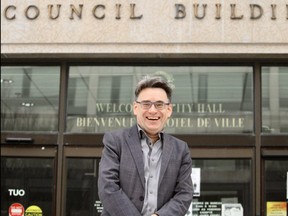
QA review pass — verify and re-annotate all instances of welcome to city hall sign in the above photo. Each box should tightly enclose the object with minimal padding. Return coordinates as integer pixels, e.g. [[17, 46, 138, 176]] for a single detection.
[[72, 102, 251, 134]]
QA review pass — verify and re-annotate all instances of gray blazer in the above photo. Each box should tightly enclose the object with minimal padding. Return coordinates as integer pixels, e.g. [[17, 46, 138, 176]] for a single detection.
[[98, 124, 193, 216]]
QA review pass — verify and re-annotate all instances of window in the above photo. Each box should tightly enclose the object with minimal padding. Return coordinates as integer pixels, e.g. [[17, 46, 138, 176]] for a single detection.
[[190, 159, 252, 216], [1, 66, 60, 132], [262, 66, 288, 133], [1, 148, 56, 215], [264, 159, 288, 216], [67, 66, 253, 134], [65, 158, 102, 216]]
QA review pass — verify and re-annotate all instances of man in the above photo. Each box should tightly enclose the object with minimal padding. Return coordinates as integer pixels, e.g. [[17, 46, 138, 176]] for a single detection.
[[98, 75, 193, 216]]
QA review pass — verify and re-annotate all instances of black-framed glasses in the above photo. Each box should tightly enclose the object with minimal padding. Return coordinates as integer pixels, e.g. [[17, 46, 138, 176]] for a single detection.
[[135, 100, 170, 110]]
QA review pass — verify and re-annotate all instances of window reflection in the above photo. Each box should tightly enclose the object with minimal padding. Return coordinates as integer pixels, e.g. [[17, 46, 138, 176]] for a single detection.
[[1, 66, 60, 132], [262, 67, 288, 133], [64, 158, 252, 216], [264, 159, 288, 215], [190, 159, 252, 216], [67, 66, 253, 134], [65, 158, 102, 216]]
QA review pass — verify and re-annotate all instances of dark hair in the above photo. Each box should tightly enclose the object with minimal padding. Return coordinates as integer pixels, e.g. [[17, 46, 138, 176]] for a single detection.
[[134, 75, 172, 102]]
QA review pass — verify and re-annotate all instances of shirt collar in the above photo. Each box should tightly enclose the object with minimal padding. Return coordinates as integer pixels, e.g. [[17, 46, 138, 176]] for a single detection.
[[137, 124, 164, 140]]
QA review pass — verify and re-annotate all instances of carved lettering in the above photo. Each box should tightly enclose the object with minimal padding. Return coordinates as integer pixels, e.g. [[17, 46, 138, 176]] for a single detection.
[[70, 4, 83, 20], [4, 5, 16, 20], [48, 4, 61, 20], [215, 4, 221, 19], [93, 5, 105, 19], [250, 4, 263, 20], [116, 4, 121, 20], [271, 4, 277, 20], [230, 4, 244, 20], [193, 4, 207, 19], [25, 5, 40, 20], [130, 4, 143, 19], [2, 3, 287, 21], [175, 4, 186, 19]]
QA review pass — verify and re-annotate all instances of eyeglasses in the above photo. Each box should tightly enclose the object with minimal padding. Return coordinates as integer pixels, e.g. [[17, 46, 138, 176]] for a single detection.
[[135, 100, 170, 110]]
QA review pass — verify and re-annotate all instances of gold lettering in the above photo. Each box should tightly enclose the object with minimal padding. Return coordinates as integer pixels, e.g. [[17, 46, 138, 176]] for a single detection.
[[250, 4, 263, 20], [197, 103, 225, 113], [173, 104, 193, 113], [238, 118, 244, 128], [116, 4, 121, 20], [4, 5, 16, 20], [108, 117, 114, 127], [48, 4, 61, 20], [271, 4, 276, 20], [167, 118, 193, 127], [230, 4, 244, 20], [130, 4, 143, 19], [95, 103, 105, 113], [193, 4, 207, 19], [215, 4, 221, 19], [25, 5, 40, 20], [77, 117, 93, 127], [175, 4, 186, 19], [70, 4, 83, 20], [93, 5, 105, 19], [87, 118, 92, 127], [95, 103, 133, 113], [79, 117, 135, 128], [77, 117, 83, 127], [214, 118, 245, 128], [197, 118, 211, 128]]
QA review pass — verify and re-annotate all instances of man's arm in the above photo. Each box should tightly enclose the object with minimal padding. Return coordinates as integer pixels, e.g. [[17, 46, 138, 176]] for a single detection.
[[156, 143, 193, 216], [98, 132, 141, 216]]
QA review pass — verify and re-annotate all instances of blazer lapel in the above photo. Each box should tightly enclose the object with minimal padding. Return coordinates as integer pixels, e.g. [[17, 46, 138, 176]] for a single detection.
[[158, 133, 173, 186], [126, 125, 145, 188]]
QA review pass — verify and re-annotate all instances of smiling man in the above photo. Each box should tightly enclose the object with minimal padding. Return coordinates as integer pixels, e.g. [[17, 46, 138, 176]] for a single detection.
[[98, 75, 193, 216]]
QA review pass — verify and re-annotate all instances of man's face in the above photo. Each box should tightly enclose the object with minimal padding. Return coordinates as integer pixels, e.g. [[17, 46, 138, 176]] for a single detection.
[[133, 88, 172, 136]]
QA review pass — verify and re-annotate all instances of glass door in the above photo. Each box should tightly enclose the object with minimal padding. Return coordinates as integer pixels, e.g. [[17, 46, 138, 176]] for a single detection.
[[63, 146, 103, 216], [189, 148, 254, 216], [1, 146, 57, 216]]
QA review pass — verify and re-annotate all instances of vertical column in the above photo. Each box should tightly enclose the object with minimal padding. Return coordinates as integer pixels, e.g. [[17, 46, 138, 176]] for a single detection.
[[56, 62, 69, 216], [254, 63, 261, 216]]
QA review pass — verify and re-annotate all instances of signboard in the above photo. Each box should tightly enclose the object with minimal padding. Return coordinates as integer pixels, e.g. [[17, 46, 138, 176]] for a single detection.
[[69, 102, 253, 134], [222, 203, 243, 216], [9, 203, 24, 216], [94, 200, 103, 214], [25, 205, 42, 216], [191, 202, 222, 216], [191, 168, 201, 197], [2, 0, 288, 47], [267, 202, 287, 216]]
